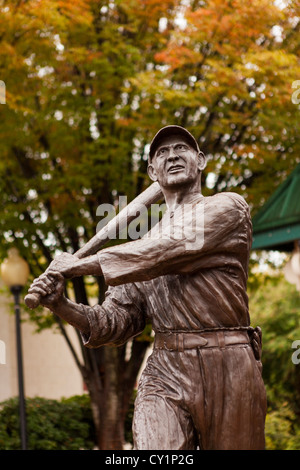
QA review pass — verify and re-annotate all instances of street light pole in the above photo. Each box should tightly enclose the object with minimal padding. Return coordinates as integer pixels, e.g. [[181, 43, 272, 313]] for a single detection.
[[0, 248, 30, 450], [11, 285, 27, 450]]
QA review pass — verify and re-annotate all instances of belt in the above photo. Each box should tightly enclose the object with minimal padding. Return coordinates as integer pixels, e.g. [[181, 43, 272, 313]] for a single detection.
[[154, 329, 250, 352]]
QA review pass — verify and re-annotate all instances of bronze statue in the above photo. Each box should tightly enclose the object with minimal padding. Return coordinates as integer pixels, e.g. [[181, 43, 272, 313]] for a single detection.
[[27, 125, 267, 450]]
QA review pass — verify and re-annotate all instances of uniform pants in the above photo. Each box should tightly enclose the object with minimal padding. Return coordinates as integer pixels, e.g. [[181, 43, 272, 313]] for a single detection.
[[133, 344, 267, 450]]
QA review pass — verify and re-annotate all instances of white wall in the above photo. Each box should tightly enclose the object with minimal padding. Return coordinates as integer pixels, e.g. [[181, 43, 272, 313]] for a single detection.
[[0, 285, 84, 402]]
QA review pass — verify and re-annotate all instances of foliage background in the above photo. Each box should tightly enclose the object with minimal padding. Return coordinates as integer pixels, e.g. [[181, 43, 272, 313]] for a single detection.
[[0, 395, 96, 450], [248, 272, 300, 450]]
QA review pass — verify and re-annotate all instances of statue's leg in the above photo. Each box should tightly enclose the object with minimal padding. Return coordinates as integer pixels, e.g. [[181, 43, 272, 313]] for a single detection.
[[193, 345, 267, 450], [132, 393, 197, 450], [132, 350, 198, 450]]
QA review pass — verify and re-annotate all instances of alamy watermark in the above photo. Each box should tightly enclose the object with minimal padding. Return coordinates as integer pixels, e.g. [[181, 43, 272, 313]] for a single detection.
[[0, 340, 6, 365], [0, 80, 5, 104], [292, 80, 300, 104], [96, 198, 205, 249], [292, 340, 300, 365]]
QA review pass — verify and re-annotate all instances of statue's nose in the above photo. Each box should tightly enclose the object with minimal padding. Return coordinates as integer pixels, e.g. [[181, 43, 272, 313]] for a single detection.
[[167, 147, 179, 161]]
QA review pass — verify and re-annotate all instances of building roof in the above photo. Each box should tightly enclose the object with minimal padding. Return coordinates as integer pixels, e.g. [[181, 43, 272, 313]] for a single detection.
[[252, 163, 300, 252]]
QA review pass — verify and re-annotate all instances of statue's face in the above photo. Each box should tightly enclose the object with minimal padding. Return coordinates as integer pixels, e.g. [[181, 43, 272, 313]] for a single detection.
[[148, 135, 204, 189]]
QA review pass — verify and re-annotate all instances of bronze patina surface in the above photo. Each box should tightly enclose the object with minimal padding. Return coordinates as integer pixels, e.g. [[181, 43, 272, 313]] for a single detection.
[[28, 125, 267, 450]]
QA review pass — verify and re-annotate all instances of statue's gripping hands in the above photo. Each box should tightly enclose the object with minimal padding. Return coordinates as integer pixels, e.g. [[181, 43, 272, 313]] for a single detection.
[[27, 126, 267, 450]]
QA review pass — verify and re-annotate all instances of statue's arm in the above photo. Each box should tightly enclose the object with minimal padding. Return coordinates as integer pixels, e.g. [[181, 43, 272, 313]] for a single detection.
[[27, 271, 90, 335], [95, 194, 251, 286], [42, 252, 103, 279], [51, 297, 90, 335], [36, 194, 250, 287], [27, 271, 146, 347]]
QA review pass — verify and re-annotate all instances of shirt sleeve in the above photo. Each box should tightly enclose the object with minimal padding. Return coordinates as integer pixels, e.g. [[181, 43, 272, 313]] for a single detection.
[[80, 283, 146, 348], [98, 192, 252, 286]]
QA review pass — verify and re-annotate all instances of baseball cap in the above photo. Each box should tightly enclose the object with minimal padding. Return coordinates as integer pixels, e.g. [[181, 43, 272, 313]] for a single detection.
[[149, 125, 200, 160]]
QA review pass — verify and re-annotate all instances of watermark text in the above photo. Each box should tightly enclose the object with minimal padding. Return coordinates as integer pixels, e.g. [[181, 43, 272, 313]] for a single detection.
[[0, 340, 6, 364], [96, 198, 205, 248], [292, 80, 300, 104], [0, 80, 5, 104], [292, 340, 300, 365]]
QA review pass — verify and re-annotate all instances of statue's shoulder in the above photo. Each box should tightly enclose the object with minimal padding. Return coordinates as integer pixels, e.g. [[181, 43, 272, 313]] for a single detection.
[[208, 191, 246, 202], [207, 191, 249, 210]]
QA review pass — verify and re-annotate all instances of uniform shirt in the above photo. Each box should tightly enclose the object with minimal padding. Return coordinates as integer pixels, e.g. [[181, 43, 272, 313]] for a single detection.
[[80, 191, 252, 348]]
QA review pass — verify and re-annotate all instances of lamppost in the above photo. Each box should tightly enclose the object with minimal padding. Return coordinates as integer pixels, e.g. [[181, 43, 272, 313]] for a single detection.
[[1, 248, 30, 450]]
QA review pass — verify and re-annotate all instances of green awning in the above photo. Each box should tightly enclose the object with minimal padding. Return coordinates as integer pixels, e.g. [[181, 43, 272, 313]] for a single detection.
[[252, 163, 300, 252]]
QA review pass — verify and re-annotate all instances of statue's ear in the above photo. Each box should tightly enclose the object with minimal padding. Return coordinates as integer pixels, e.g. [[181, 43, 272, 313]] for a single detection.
[[147, 163, 158, 182], [198, 151, 207, 172]]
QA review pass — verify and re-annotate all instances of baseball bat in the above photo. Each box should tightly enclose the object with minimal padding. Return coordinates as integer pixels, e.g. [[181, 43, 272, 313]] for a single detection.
[[24, 182, 163, 309]]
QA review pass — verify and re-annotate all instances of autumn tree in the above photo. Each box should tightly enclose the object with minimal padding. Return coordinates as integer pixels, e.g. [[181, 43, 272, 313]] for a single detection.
[[129, 0, 300, 211], [0, 0, 299, 449]]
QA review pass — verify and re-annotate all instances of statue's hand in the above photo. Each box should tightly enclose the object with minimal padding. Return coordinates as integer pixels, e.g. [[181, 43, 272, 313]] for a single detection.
[[28, 271, 65, 309], [47, 253, 79, 279]]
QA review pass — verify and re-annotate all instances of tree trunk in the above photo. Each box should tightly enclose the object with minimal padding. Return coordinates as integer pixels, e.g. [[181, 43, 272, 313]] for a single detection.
[[99, 346, 124, 449]]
